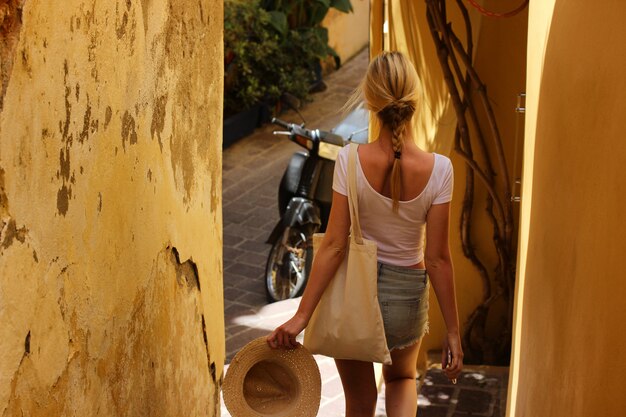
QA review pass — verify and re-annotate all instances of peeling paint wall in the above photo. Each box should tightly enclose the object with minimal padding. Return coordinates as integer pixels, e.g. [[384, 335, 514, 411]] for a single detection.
[[0, 0, 224, 416]]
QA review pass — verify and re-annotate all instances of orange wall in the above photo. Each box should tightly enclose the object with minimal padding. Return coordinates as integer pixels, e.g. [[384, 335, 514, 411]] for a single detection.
[[508, 1, 626, 415]]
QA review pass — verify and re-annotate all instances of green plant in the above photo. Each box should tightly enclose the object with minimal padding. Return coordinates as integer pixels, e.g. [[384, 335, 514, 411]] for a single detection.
[[262, 0, 353, 68], [224, 0, 352, 117]]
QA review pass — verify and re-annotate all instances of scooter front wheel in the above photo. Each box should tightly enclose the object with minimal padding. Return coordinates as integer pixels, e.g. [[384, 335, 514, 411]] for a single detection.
[[265, 227, 313, 303]]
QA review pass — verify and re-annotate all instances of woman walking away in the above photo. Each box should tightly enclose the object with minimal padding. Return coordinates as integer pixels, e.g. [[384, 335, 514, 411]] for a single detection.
[[267, 51, 463, 417]]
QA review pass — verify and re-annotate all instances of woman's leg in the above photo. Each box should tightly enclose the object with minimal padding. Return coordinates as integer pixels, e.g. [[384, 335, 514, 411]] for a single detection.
[[335, 359, 378, 417], [382, 339, 422, 417]]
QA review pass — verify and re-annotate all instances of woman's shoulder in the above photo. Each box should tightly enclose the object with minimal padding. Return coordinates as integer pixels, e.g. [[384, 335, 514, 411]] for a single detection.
[[432, 153, 453, 172], [336, 143, 352, 163], [426, 154, 452, 191], [334, 144, 353, 174]]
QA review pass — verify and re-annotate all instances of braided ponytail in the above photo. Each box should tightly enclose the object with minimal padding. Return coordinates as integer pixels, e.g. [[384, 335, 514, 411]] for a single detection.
[[353, 51, 420, 212], [379, 100, 415, 211]]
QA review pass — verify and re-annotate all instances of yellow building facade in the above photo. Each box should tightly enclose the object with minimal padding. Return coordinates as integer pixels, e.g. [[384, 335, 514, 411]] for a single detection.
[[508, 1, 626, 415], [324, 0, 370, 64], [0, 1, 224, 415]]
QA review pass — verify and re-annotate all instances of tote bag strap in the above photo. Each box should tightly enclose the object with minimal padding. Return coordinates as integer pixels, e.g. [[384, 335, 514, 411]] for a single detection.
[[347, 143, 364, 244]]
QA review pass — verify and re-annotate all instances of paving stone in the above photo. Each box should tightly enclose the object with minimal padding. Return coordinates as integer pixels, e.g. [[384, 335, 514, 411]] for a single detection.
[[238, 239, 271, 254], [315, 356, 339, 375], [419, 385, 457, 406], [241, 213, 275, 229], [225, 262, 264, 279], [458, 369, 502, 390], [226, 328, 270, 361], [318, 399, 346, 416], [223, 302, 257, 319], [223, 200, 257, 216], [418, 404, 450, 417], [224, 324, 248, 338], [235, 290, 267, 307], [223, 210, 249, 225], [228, 274, 265, 293], [223, 246, 246, 262], [222, 176, 237, 190], [223, 233, 245, 248], [223, 287, 242, 302], [236, 251, 268, 268], [251, 194, 277, 209], [321, 374, 344, 400], [223, 222, 264, 241], [422, 368, 455, 386], [456, 389, 493, 414]]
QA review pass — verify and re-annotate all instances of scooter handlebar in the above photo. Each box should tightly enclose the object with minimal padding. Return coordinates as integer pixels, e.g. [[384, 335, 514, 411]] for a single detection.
[[272, 118, 345, 147], [272, 118, 291, 129]]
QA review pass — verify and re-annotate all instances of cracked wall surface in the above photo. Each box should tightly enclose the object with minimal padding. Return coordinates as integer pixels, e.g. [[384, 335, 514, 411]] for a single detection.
[[0, 0, 224, 416]]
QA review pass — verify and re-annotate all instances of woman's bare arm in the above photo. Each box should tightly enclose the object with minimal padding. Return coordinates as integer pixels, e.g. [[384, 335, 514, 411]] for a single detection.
[[425, 202, 464, 379]]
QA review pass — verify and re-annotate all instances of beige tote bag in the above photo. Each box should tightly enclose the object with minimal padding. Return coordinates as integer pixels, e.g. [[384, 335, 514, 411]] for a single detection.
[[303, 143, 392, 365]]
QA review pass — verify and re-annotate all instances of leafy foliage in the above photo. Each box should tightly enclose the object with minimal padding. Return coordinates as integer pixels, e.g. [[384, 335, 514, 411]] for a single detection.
[[224, 0, 352, 117]]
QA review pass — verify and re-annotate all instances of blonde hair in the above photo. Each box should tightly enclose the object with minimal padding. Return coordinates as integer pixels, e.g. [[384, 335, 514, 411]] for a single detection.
[[344, 51, 420, 212]]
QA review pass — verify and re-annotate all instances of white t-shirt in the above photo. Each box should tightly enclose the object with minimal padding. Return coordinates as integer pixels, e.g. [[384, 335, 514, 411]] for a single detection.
[[332, 145, 454, 266]]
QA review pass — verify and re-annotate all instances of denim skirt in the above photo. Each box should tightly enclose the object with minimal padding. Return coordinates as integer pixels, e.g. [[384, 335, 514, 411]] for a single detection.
[[377, 262, 430, 351]]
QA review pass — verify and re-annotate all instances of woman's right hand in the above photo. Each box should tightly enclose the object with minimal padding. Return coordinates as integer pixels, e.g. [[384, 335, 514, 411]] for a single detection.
[[441, 331, 463, 382], [266, 312, 309, 350]]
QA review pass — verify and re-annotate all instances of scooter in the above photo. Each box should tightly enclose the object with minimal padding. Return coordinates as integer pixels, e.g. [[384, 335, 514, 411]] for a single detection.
[[265, 108, 369, 302]]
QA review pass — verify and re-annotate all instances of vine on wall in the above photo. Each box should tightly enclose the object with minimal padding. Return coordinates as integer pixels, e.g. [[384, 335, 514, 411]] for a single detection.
[[424, 0, 527, 365]]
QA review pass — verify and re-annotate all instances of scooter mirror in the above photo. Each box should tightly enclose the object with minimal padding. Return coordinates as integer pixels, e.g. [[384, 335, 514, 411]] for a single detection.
[[280, 93, 306, 126], [281, 93, 301, 110]]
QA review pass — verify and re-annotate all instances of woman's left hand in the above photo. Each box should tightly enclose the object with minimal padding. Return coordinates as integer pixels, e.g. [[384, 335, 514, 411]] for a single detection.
[[442, 331, 464, 382], [267, 312, 308, 349]]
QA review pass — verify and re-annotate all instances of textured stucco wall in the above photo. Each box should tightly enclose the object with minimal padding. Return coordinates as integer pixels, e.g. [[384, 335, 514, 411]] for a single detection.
[[508, 1, 626, 416], [0, 1, 224, 416]]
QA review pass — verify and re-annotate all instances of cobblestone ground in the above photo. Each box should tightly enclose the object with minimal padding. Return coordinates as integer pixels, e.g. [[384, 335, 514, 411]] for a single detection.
[[220, 48, 508, 416], [417, 364, 509, 417]]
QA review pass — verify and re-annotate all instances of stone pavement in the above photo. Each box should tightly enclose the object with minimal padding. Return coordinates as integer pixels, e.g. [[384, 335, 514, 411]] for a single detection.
[[220, 48, 508, 416], [417, 360, 508, 417]]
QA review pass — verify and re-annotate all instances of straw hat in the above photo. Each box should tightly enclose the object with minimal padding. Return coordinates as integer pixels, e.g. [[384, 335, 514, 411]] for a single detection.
[[223, 337, 321, 417]]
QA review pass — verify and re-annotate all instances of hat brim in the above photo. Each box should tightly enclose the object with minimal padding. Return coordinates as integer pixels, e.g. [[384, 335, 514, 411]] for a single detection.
[[223, 337, 321, 417]]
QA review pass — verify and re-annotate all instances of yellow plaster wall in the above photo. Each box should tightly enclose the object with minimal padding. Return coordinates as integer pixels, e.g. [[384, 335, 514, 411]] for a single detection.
[[324, 0, 369, 63], [506, 0, 555, 413], [0, 1, 224, 415], [508, 1, 626, 416]]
